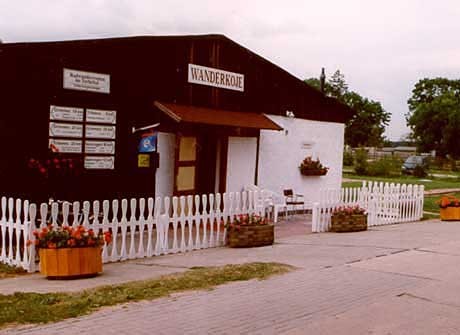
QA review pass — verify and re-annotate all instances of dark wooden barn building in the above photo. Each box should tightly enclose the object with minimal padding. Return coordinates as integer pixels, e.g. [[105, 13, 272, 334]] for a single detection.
[[0, 35, 353, 202]]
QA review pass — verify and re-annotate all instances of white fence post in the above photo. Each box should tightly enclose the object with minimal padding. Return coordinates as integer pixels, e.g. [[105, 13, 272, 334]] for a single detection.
[[2, 190, 317, 271], [312, 182, 425, 233]]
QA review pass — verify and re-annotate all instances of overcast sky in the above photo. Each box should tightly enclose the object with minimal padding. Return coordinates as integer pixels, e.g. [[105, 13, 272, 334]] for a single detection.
[[2, 0, 460, 140]]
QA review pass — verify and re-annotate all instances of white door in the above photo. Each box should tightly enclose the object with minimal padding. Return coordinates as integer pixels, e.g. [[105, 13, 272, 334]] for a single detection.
[[226, 136, 257, 193]]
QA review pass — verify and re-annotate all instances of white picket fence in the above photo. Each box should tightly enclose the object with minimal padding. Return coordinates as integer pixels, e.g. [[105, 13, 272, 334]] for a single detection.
[[0, 191, 265, 272], [312, 181, 425, 232]]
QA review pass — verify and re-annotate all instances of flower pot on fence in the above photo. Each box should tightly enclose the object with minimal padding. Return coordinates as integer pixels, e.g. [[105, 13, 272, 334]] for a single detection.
[[331, 214, 367, 233], [300, 169, 328, 176], [440, 207, 460, 221], [227, 224, 274, 248], [39, 247, 102, 278]]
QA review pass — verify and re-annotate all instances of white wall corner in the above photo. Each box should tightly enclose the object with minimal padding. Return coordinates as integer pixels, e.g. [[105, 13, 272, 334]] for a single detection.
[[258, 115, 345, 204]]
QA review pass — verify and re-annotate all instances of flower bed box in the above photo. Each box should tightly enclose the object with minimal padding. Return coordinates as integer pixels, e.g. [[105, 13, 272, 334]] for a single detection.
[[440, 207, 460, 221], [300, 169, 328, 176], [39, 247, 102, 278], [227, 224, 274, 248], [331, 214, 367, 233]]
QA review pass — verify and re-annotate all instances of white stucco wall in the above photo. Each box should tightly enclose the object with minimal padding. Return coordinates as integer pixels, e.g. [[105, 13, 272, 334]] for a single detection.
[[155, 132, 176, 198], [258, 115, 344, 204], [226, 136, 257, 193]]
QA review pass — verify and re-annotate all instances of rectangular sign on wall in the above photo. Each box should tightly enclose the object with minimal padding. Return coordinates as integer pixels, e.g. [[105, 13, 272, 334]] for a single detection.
[[188, 64, 244, 92], [50, 105, 84, 122], [49, 139, 82, 153], [84, 156, 115, 170], [63, 68, 110, 94], [85, 125, 116, 139], [85, 140, 115, 154], [138, 154, 150, 168], [86, 109, 117, 124], [49, 122, 83, 138]]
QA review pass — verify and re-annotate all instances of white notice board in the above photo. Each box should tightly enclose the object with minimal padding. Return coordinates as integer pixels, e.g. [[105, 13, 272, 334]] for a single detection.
[[50, 105, 84, 122], [86, 109, 117, 124], [85, 125, 116, 139], [85, 141, 115, 154], [84, 156, 115, 169], [49, 139, 82, 153], [63, 68, 110, 94], [49, 122, 83, 138]]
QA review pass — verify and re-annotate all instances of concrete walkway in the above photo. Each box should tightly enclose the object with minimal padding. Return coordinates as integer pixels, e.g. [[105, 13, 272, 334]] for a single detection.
[[4, 218, 460, 334]]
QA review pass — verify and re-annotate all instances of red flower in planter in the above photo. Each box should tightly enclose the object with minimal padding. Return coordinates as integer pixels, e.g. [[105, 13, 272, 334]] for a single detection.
[[104, 231, 112, 244], [333, 205, 366, 216], [437, 196, 460, 208], [28, 225, 112, 249], [225, 213, 270, 231], [299, 156, 329, 176]]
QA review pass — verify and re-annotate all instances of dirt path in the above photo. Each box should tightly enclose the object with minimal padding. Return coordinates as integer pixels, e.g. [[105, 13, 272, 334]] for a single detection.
[[424, 188, 460, 196]]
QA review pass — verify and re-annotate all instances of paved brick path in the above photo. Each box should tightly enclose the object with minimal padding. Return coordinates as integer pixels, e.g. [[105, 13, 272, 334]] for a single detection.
[[4, 219, 460, 334]]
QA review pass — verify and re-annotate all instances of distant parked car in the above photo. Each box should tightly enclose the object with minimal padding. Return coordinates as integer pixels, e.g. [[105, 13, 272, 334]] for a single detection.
[[401, 155, 429, 175]]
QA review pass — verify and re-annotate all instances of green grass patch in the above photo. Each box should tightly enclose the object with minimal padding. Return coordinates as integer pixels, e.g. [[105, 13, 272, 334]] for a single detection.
[[341, 181, 363, 188], [0, 263, 27, 279], [0, 262, 292, 328]]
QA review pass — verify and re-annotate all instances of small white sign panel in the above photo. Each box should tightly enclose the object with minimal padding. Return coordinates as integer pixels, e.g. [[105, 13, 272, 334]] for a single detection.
[[49, 122, 83, 138], [63, 68, 110, 94], [86, 109, 117, 124], [85, 156, 115, 170], [85, 125, 116, 139], [50, 105, 84, 122], [49, 139, 82, 153], [85, 141, 115, 154], [188, 63, 244, 92]]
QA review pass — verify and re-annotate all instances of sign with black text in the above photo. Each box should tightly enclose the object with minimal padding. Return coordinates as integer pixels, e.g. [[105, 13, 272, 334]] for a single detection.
[[84, 156, 115, 169], [63, 68, 110, 94], [85, 141, 115, 154], [85, 125, 116, 139], [86, 109, 117, 124], [49, 139, 82, 153], [50, 105, 84, 122], [188, 64, 244, 92], [49, 122, 83, 138]]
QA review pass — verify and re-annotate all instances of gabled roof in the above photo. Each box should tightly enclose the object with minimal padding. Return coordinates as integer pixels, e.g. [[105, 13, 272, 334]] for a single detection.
[[1, 34, 356, 123]]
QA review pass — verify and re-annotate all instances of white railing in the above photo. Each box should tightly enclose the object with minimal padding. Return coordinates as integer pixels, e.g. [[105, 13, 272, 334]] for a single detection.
[[312, 181, 425, 232], [0, 191, 265, 272], [0, 198, 34, 271]]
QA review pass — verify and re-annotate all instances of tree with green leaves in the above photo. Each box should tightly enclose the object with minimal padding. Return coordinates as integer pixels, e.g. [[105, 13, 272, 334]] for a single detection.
[[305, 70, 390, 147], [406, 78, 460, 158]]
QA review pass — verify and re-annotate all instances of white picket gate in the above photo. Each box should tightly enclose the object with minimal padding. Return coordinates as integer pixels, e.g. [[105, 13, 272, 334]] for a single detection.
[[0, 191, 265, 272], [312, 181, 425, 232]]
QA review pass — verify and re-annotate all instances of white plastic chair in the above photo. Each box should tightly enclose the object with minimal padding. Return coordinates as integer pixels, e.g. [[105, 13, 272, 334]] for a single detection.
[[261, 190, 287, 223]]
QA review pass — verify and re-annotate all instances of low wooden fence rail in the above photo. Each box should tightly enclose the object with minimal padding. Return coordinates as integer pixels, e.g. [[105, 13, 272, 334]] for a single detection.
[[0, 191, 264, 272], [312, 181, 425, 233]]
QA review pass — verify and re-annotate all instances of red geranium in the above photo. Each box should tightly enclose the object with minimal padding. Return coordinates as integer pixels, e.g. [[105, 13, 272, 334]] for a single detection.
[[28, 225, 112, 249]]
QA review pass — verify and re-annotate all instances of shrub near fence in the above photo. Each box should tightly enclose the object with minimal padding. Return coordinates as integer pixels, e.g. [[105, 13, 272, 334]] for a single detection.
[[0, 191, 266, 272], [312, 181, 424, 233]]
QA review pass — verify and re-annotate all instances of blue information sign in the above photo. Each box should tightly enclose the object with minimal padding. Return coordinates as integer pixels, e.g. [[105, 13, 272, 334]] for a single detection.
[[138, 134, 157, 153]]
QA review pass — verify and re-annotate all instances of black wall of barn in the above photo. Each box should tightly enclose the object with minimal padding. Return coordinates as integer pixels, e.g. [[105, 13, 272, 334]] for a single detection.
[[0, 35, 352, 202]]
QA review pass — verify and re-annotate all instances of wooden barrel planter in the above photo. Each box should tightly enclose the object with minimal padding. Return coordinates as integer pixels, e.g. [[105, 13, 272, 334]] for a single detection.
[[331, 214, 367, 233], [39, 247, 102, 279], [440, 207, 460, 221], [227, 224, 274, 248]]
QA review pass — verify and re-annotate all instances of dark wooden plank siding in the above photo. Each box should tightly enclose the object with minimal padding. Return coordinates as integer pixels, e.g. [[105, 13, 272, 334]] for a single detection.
[[0, 35, 353, 201]]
